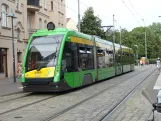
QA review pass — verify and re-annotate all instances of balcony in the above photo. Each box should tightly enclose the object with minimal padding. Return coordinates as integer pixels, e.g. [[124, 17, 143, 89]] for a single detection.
[[27, 0, 40, 11]]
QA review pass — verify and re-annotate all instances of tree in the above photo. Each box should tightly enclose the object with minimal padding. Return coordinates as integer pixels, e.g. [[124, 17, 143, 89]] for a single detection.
[[149, 22, 161, 40], [130, 26, 161, 59], [80, 9, 161, 59], [80, 7, 104, 37]]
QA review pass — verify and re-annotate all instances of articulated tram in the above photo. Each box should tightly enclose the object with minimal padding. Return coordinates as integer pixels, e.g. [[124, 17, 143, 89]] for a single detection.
[[21, 22, 135, 92]]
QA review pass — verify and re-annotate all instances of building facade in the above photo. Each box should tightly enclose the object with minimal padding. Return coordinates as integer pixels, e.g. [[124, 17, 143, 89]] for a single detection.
[[0, 0, 66, 79], [66, 18, 78, 31]]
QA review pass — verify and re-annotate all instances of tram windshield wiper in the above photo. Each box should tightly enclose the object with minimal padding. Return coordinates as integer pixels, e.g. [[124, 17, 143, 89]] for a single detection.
[[36, 49, 57, 71]]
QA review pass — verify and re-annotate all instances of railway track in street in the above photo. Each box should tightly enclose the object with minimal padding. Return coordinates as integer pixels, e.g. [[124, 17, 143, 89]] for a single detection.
[[0, 94, 58, 116], [0, 66, 154, 121], [1, 91, 24, 97], [99, 68, 156, 121], [41, 67, 154, 121], [0, 93, 33, 104]]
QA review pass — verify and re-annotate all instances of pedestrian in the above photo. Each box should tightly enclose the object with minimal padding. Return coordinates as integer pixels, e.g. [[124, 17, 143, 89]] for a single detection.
[[156, 57, 161, 75], [140, 60, 143, 66]]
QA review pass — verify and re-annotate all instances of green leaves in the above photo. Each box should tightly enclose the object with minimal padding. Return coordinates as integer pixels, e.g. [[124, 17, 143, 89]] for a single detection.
[[80, 7, 161, 59], [80, 7, 102, 37]]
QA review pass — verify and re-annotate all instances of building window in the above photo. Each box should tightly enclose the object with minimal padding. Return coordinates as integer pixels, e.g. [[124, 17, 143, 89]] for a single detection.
[[27, 14, 31, 30], [16, 0, 20, 10], [51, 1, 53, 10], [1, 4, 8, 27], [39, 18, 42, 29], [44, 20, 47, 28], [17, 28, 20, 41]]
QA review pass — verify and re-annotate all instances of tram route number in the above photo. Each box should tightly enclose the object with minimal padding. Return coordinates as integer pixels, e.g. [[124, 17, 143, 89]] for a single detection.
[[35, 71, 42, 77]]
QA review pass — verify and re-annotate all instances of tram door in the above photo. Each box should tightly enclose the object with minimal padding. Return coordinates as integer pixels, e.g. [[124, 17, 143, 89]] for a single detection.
[[0, 48, 7, 77], [62, 42, 81, 87]]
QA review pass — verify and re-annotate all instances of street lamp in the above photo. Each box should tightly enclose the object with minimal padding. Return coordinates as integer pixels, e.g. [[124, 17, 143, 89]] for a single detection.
[[142, 19, 147, 59], [7, 11, 17, 83], [78, 0, 80, 32], [119, 26, 122, 61]]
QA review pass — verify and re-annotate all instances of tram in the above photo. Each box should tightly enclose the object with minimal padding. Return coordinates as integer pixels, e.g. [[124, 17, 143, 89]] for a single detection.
[[21, 22, 135, 92]]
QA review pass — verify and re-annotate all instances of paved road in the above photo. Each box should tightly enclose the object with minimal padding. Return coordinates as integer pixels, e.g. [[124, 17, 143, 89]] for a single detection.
[[106, 67, 157, 121], [0, 78, 22, 96], [0, 65, 158, 121]]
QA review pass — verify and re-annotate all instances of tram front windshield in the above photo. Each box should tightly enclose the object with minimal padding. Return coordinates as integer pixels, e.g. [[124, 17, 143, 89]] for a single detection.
[[26, 34, 64, 72]]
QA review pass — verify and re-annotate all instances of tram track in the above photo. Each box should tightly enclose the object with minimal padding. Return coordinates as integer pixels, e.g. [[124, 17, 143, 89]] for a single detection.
[[1, 91, 24, 97], [99, 68, 156, 121], [0, 66, 152, 119], [41, 67, 153, 121], [0, 93, 33, 104], [0, 94, 58, 116]]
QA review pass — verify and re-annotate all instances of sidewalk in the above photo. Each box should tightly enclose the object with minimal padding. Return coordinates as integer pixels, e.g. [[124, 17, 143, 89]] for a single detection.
[[0, 77, 23, 96], [154, 73, 161, 90], [143, 70, 160, 104]]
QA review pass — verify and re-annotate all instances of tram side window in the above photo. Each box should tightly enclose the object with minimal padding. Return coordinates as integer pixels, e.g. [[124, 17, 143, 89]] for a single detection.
[[115, 50, 121, 64], [105, 49, 113, 65], [121, 52, 125, 64], [62, 42, 78, 72], [79, 46, 87, 70], [126, 53, 130, 64], [129, 54, 134, 64], [123, 52, 129, 64], [86, 47, 94, 69], [97, 48, 105, 68], [115, 50, 120, 64], [79, 45, 94, 70], [105, 49, 110, 67]]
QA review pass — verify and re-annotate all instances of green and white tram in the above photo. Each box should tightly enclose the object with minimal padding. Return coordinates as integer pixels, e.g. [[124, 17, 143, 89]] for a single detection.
[[21, 22, 135, 92]]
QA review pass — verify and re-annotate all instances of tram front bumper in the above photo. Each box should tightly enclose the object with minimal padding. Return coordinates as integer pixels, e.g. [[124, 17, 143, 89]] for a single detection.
[[22, 78, 71, 92]]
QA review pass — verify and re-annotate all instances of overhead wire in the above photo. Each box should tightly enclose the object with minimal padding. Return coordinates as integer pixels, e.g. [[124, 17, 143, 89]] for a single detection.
[[36, 0, 124, 30], [79, 0, 112, 21], [121, 0, 141, 26], [128, 0, 143, 21], [79, 0, 122, 30]]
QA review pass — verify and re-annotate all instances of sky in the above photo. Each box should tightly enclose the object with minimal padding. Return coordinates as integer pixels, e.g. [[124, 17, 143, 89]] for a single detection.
[[66, 0, 161, 31]]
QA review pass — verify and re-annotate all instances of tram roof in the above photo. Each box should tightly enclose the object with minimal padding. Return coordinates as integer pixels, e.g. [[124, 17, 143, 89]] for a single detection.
[[34, 28, 132, 50]]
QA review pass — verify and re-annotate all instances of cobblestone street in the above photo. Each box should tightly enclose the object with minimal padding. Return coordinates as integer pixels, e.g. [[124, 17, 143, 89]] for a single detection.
[[105, 71, 158, 121], [0, 65, 157, 121]]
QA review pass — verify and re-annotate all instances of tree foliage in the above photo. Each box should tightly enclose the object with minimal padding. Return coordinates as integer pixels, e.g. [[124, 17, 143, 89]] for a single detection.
[[80, 7, 104, 38], [80, 7, 161, 59]]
